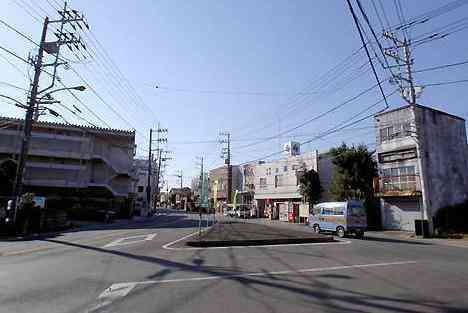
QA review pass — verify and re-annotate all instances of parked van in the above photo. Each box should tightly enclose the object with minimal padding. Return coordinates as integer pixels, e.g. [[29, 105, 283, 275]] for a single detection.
[[308, 200, 366, 238]]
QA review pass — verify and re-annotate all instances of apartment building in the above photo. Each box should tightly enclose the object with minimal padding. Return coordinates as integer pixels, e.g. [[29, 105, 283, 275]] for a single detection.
[[374, 105, 468, 232], [0, 116, 136, 212], [253, 143, 333, 222]]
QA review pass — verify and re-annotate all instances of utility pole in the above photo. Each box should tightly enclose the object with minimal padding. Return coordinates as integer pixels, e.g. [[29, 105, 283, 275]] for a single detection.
[[195, 156, 205, 235], [8, 2, 89, 225], [219, 132, 232, 204], [147, 124, 168, 211], [154, 125, 168, 206], [146, 128, 153, 211], [174, 170, 183, 189], [383, 31, 429, 236]]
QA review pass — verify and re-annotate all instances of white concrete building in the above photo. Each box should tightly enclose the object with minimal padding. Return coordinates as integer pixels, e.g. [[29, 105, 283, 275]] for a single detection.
[[0, 117, 136, 213], [253, 147, 333, 222], [374, 105, 468, 232], [131, 158, 152, 216]]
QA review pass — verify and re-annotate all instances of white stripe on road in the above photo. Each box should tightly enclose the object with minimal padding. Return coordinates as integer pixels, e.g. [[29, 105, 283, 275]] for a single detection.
[[86, 260, 418, 312], [162, 231, 351, 250], [103, 233, 157, 248]]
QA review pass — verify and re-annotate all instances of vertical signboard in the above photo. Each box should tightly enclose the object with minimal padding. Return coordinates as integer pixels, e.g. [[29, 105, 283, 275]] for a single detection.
[[201, 173, 209, 208]]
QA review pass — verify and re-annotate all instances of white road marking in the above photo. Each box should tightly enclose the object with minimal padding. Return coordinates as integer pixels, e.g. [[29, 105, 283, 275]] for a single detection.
[[103, 233, 157, 248], [162, 231, 351, 250], [88, 260, 418, 311], [85, 282, 137, 312]]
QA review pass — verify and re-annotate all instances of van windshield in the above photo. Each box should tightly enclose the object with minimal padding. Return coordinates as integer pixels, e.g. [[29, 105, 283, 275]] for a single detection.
[[348, 204, 366, 216]]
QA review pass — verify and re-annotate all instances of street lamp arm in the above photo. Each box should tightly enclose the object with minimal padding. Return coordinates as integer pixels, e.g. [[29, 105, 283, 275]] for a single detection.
[[37, 85, 86, 100], [0, 94, 28, 109]]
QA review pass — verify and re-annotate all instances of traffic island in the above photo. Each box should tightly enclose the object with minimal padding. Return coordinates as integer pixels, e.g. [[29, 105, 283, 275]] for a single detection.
[[186, 221, 335, 247]]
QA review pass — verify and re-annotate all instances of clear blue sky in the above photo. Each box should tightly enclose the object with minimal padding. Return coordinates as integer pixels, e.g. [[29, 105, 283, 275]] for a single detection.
[[1, 0, 468, 188]]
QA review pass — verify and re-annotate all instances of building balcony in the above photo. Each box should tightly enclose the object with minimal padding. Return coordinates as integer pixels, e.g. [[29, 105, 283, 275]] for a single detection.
[[374, 175, 422, 197]]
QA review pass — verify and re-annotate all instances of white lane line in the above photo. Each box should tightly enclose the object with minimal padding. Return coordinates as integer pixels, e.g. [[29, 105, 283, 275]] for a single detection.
[[88, 260, 418, 311], [103, 233, 157, 248], [85, 282, 137, 312], [162, 231, 351, 250], [136, 260, 419, 285]]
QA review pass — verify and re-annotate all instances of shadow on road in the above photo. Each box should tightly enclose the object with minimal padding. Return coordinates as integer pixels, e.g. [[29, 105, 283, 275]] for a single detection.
[[41, 235, 465, 313], [361, 235, 432, 246], [0, 212, 201, 242]]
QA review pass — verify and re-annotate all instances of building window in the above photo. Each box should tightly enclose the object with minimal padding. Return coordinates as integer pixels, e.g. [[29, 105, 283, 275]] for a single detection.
[[379, 122, 411, 142], [274, 175, 279, 188], [259, 178, 267, 189], [381, 166, 417, 192], [378, 148, 417, 163], [275, 168, 279, 173], [266, 168, 271, 175], [137, 186, 144, 192], [283, 165, 288, 172]]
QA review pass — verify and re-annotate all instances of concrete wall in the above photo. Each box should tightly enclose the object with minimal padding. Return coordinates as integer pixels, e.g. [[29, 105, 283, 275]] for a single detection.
[[416, 106, 468, 215], [317, 154, 334, 202]]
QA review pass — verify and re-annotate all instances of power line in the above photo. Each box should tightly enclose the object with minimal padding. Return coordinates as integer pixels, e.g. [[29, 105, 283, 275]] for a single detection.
[[0, 18, 112, 128], [233, 45, 368, 138], [370, 0, 385, 31], [348, 0, 389, 110], [151, 85, 319, 97], [0, 53, 30, 80], [234, 81, 383, 151], [0, 17, 40, 47], [238, 89, 396, 166], [11, 0, 42, 24], [0, 43, 31, 64], [391, 0, 468, 31], [413, 59, 468, 74], [0, 81, 28, 91], [67, 66, 148, 139], [421, 78, 468, 87], [45, 0, 60, 11], [377, 0, 392, 29]]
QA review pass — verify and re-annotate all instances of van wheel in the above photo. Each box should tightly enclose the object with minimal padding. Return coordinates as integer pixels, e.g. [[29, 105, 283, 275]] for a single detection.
[[336, 226, 345, 238], [355, 230, 364, 239], [313, 224, 320, 234]]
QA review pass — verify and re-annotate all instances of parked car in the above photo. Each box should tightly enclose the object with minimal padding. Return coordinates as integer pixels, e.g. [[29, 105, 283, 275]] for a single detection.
[[236, 205, 252, 218], [308, 200, 366, 238]]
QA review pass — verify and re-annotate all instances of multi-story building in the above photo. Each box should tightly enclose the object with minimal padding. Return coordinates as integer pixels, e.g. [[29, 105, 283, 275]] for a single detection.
[[208, 165, 242, 206], [0, 116, 136, 213], [374, 105, 468, 232], [131, 158, 153, 216], [253, 143, 333, 222], [238, 163, 256, 211]]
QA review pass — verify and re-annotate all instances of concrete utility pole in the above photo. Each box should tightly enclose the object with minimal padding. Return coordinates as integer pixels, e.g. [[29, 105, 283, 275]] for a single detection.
[[146, 128, 153, 210], [383, 31, 429, 236], [8, 1, 89, 225], [147, 124, 168, 210], [195, 156, 204, 235], [174, 170, 183, 189], [155, 125, 168, 206], [219, 132, 232, 204]]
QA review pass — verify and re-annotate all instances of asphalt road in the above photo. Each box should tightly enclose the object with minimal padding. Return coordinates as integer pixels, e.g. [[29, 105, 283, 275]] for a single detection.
[[1, 209, 468, 313]]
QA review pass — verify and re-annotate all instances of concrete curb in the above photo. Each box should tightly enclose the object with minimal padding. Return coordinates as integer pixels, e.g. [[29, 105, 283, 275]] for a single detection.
[[186, 236, 336, 247]]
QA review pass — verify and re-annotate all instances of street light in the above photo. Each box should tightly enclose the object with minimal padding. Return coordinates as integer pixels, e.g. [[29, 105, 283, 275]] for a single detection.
[[39, 85, 86, 100], [0, 94, 28, 109]]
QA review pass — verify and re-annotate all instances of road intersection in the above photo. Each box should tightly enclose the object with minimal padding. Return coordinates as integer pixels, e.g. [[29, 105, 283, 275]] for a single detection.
[[1, 209, 467, 313]]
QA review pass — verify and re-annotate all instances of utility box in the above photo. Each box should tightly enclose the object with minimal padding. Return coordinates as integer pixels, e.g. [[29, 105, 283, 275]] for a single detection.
[[414, 219, 429, 237]]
